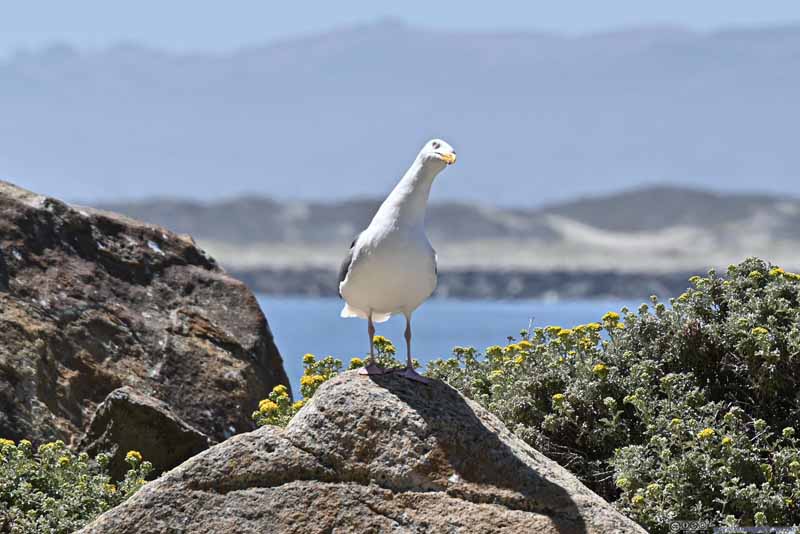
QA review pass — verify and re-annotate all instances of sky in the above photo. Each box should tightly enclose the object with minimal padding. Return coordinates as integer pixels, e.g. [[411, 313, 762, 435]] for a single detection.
[[2, 1, 800, 57]]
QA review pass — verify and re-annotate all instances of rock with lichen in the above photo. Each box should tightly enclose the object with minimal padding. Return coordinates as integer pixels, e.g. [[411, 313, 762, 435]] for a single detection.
[[0, 180, 289, 447], [79, 371, 645, 534]]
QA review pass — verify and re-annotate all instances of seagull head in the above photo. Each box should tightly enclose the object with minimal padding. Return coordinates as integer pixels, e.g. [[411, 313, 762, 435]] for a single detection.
[[418, 138, 457, 168]]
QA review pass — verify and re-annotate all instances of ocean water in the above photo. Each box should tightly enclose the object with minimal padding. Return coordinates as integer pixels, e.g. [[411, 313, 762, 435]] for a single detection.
[[257, 296, 637, 395]]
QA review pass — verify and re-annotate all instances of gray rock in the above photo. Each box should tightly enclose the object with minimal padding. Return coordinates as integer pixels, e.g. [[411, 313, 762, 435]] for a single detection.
[[81, 387, 212, 480], [80, 371, 645, 534], [0, 180, 290, 446]]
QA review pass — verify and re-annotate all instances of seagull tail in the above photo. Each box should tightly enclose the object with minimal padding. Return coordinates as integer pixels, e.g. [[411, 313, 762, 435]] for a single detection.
[[340, 304, 392, 323], [340, 304, 367, 319], [372, 312, 392, 323]]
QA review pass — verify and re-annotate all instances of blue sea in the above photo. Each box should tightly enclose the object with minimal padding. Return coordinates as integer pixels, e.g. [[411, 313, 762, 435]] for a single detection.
[[257, 296, 637, 395]]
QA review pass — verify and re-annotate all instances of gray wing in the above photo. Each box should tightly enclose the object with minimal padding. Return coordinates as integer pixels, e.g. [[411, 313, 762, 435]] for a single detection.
[[337, 235, 359, 298]]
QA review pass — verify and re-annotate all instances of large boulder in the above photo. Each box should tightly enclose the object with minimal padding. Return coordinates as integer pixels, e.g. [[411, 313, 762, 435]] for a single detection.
[[0, 180, 289, 446], [80, 372, 645, 534], [81, 387, 212, 480]]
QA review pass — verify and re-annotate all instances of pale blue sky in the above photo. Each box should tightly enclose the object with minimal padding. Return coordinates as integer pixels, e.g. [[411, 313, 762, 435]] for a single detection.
[[2, 1, 800, 57]]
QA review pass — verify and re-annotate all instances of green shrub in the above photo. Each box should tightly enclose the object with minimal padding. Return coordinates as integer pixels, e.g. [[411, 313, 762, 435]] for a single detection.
[[0, 439, 151, 533], [427, 258, 800, 532]]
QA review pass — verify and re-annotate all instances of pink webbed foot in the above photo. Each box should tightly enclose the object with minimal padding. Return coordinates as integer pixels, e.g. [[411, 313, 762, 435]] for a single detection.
[[395, 366, 430, 384]]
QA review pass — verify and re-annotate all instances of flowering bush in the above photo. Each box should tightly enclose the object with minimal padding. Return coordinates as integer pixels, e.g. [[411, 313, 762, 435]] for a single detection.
[[0, 439, 151, 533], [252, 337, 412, 427], [427, 258, 800, 532]]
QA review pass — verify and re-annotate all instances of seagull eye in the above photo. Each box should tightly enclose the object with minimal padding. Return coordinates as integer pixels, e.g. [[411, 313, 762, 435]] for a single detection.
[[432, 142, 441, 150]]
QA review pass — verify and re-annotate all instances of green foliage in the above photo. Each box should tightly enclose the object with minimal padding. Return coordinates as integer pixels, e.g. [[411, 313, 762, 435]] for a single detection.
[[252, 336, 410, 427], [0, 439, 151, 533], [427, 258, 800, 532]]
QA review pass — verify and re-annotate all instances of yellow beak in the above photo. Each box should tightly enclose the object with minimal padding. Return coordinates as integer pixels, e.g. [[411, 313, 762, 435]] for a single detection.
[[438, 152, 457, 165]]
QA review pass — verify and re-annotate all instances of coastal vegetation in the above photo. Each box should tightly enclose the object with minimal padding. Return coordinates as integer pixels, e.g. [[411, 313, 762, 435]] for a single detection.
[[0, 440, 150, 533]]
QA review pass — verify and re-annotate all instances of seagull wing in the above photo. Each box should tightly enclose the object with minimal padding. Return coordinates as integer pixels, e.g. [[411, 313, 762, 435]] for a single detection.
[[337, 235, 360, 298]]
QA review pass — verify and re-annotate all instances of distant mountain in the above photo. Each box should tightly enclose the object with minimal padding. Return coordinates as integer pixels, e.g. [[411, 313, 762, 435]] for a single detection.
[[98, 185, 800, 273], [96, 196, 556, 245], [3, 20, 800, 206]]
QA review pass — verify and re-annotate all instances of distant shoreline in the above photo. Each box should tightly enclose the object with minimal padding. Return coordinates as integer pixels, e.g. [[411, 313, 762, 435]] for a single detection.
[[231, 267, 695, 301]]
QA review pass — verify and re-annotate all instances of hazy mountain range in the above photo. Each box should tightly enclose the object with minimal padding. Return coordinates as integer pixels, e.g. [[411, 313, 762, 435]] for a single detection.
[[3, 19, 800, 206], [99, 185, 800, 274]]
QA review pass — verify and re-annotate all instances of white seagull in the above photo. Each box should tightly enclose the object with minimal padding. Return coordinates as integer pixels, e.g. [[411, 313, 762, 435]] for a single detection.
[[338, 138, 457, 382]]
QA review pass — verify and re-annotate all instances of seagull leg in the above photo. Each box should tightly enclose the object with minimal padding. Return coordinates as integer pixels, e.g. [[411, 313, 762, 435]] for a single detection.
[[397, 312, 429, 383], [359, 311, 386, 375]]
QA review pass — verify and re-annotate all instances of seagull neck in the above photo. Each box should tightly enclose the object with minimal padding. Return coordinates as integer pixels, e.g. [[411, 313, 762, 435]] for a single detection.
[[379, 159, 439, 228]]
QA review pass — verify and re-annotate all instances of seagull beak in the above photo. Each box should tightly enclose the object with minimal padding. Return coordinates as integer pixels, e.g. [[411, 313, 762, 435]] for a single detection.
[[437, 152, 457, 165]]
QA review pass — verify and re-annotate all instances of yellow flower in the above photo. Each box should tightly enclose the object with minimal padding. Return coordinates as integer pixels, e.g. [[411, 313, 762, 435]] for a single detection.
[[545, 326, 563, 336], [721, 436, 732, 447], [302, 353, 315, 364], [292, 400, 305, 411], [272, 384, 289, 397], [514, 355, 525, 365], [592, 363, 609, 379], [615, 323, 626, 330], [748, 270, 763, 280], [751, 327, 769, 336], [615, 477, 631, 490], [517, 340, 533, 350], [697, 428, 715, 441], [769, 267, 785, 277], [631, 494, 645, 507], [259, 400, 279, 414], [557, 328, 573, 339], [58, 455, 71, 467], [670, 418, 682, 427], [349, 357, 364, 369], [490, 370, 504, 380], [586, 323, 602, 332], [552, 393, 566, 403], [0, 438, 14, 447], [505, 343, 520, 352], [485, 345, 503, 357], [646, 483, 660, 497], [104, 483, 117, 494], [602, 311, 620, 322], [312, 374, 326, 384], [300, 375, 315, 386], [125, 450, 143, 464]]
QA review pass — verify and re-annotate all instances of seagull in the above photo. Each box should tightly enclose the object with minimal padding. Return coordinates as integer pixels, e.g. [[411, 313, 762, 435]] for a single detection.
[[338, 139, 457, 383]]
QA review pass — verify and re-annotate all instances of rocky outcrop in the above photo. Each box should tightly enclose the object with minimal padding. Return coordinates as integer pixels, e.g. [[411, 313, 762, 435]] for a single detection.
[[80, 372, 645, 534], [81, 387, 212, 479], [0, 180, 289, 447]]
